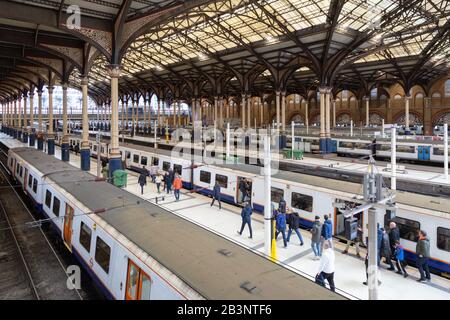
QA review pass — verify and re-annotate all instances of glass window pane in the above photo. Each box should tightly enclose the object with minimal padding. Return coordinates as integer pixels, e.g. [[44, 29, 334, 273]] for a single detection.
[[174, 164, 182, 175], [28, 174, 33, 187], [271, 187, 284, 204], [95, 237, 111, 274], [291, 192, 313, 212], [141, 156, 148, 166], [45, 190, 52, 208], [437, 227, 450, 252], [215, 174, 228, 188], [133, 154, 139, 163], [32, 179, 38, 193], [140, 273, 151, 300], [163, 161, 170, 171], [127, 263, 139, 299], [392, 217, 420, 242], [200, 171, 211, 184], [52, 197, 61, 216], [79, 222, 92, 253]]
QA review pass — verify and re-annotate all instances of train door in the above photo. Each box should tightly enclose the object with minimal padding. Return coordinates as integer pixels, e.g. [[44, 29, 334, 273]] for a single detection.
[[125, 151, 131, 168], [125, 259, 152, 300], [236, 176, 252, 205], [63, 204, 74, 251], [418, 146, 430, 161]]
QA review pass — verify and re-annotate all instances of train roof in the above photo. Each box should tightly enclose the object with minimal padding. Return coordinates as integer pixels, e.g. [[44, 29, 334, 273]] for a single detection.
[[10, 147, 343, 300], [216, 163, 450, 215]]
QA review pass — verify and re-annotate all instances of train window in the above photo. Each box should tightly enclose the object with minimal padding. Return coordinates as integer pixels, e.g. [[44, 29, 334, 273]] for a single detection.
[[93, 145, 97, 152], [391, 217, 420, 242], [133, 154, 139, 163], [52, 197, 61, 216], [379, 145, 391, 151], [200, 171, 211, 184], [215, 174, 228, 188], [354, 143, 370, 150], [339, 142, 354, 149], [140, 273, 151, 300], [141, 156, 148, 166], [437, 227, 450, 252], [433, 148, 450, 156], [174, 164, 182, 175], [79, 222, 92, 253], [396, 146, 415, 153], [95, 236, 111, 274], [45, 190, 52, 208], [291, 192, 313, 212], [16, 165, 19, 175], [19, 166, 23, 177], [28, 174, 33, 188], [162, 161, 171, 171], [32, 179, 37, 193], [101, 147, 105, 154], [126, 151, 131, 159], [152, 157, 159, 166], [271, 187, 284, 204]]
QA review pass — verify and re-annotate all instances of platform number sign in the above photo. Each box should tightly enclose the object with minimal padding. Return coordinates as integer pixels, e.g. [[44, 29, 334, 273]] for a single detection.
[[66, 265, 81, 290]]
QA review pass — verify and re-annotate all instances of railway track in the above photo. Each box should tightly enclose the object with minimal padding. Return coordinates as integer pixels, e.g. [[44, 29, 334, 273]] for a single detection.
[[0, 148, 88, 300]]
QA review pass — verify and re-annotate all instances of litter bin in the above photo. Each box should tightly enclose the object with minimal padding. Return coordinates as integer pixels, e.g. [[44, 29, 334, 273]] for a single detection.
[[113, 170, 128, 188]]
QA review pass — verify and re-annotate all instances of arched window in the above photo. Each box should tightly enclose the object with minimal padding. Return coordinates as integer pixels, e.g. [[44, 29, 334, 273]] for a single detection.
[[394, 94, 402, 100], [380, 95, 387, 100], [432, 92, 441, 98], [445, 79, 450, 96], [370, 88, 377, 98], [342, 90, 348, 101], [415, 93, 424, 99]]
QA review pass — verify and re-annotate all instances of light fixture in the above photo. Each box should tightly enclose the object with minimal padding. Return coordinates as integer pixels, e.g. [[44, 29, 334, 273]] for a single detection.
[[198, 52, 208, 61]]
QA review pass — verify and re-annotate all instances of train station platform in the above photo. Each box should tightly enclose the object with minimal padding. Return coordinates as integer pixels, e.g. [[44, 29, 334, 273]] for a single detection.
[[1, 133, 449, 300]]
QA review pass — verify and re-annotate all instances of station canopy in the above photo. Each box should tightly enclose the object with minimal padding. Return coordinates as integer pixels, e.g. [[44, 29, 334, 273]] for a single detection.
[[0, 0, 450, 103]]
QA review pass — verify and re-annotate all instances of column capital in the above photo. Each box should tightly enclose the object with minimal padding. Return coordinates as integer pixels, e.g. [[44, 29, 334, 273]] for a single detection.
[[47, 86, 54, 94], [107, 64, 122, 78], [404, 95, 412, 100], [62, 83, 69, 90], [363, 96, 370, 101], [319, 87, 329, 94]]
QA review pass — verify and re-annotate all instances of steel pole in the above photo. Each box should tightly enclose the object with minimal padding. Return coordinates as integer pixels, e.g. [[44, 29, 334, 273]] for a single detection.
[[391, 126, 397, 190], [445, 123, 448, 180], [368, 208, 379, 300], [263, 134, 272, 257]]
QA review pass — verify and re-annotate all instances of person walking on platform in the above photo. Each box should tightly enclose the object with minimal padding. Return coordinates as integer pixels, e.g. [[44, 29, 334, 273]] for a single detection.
[[311, 216, 322, 259], [321, 215, 333, 248], [381, 228, 395, 271], [316, 242, 335, 292], [237, 201, 253, 239], [388, 221, 400, 258], [168, 167, 175, 188], [210, 181, 222, 210], [149, 165, 158, 183], [416, 230, 431, 282], [102, 163, 109, 180], [155, 172, 162, 194], [286, 209, 304, 246], [138, 167, 148, 195], [278, 197, 286, 214], [173, 174, 182, 201], [164, 171, 172, 194], [275, 210, 288, 248], [394, 241, 408, 278]]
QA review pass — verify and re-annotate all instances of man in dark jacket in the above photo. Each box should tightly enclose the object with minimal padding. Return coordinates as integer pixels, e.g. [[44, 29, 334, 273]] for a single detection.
[[138, 167, 148, 195], [286, 209, 304, 246], [237, 201, 253, 238], [416, 230, 431, 282], [239, 179, 247, 203], [311, 216, 322, 259], [321, 215, 333, 248], [381, 228, 395, 271], [388, 221, 400, 257], [275, 211, 287, 248], [210, 181, 221, 210], [164, 171, 172, 194]]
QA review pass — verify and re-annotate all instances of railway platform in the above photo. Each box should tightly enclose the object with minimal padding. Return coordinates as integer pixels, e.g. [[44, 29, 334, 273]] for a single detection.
[[3, 133, 448, 300]]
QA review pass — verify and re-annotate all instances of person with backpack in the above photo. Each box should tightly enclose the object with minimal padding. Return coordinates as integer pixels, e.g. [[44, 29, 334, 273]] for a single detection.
[[311, 216, 322, 259], [394, 241, 408, 278], [286, 208, 304, 246], [321, 214, 333, 248], [275, 210, 288, 248]]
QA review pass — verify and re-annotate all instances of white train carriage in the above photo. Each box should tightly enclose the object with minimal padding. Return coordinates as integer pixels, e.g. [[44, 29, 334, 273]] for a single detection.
[[7, 147, 341, 300]]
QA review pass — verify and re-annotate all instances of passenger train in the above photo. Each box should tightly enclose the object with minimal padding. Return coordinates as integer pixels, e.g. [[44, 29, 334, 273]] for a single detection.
[[7, 147, 339, 300], [60, 135, 450, 277]]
